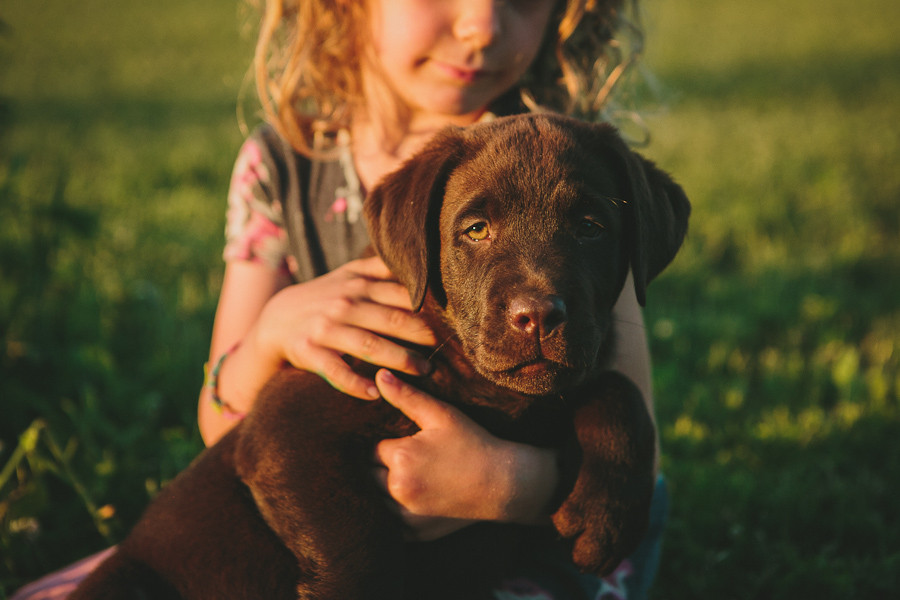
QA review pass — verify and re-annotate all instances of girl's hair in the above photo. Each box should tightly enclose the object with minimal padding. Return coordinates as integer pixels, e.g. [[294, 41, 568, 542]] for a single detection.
[[250, 0, 644, 156]]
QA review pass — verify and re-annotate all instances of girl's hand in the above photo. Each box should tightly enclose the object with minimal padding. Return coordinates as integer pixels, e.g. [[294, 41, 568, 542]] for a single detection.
[[251, 256, 437, 400], [372, 369, 559, 541]]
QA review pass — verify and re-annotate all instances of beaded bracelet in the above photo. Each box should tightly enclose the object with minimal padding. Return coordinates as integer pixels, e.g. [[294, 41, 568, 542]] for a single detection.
[[204, 343, 246, 420]]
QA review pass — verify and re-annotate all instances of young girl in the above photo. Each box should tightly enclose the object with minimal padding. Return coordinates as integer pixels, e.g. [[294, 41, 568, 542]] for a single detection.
[[12, 1, 668, 599]]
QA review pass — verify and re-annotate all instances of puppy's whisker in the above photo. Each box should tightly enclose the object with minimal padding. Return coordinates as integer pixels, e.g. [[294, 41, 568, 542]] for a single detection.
[[462, 338, 486, 355], [459, 321, 481, 335], [427, 333, 459, 362]]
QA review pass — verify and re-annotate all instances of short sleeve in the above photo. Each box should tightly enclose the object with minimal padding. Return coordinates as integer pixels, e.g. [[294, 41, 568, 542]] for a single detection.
[[222, 133, 292, 277]]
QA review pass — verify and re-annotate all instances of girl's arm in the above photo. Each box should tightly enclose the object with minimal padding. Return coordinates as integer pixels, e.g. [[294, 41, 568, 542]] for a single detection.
[[198, 260, 289, 446], [198, 256, 437, 446], [607, 270, 660, 474]]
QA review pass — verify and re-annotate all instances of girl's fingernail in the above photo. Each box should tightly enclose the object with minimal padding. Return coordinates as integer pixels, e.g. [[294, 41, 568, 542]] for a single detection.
[[367, 385, 380, 399], [379, 369, 397, 384]]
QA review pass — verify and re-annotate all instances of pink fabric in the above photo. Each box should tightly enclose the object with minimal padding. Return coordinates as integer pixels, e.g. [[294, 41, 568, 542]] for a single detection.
[[10, 548, 115, 600], [11, 552, 634, 600], [222, 138, 292, 277], [596, 559, 633, 599], [493, 559, 634, 600]]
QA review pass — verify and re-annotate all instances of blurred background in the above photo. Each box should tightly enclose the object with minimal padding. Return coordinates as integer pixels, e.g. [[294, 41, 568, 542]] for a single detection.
[[1, 0, 898, 598]]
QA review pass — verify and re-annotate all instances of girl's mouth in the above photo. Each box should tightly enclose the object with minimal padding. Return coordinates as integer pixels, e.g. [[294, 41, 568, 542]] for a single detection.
[[431, 60, 486, 84]]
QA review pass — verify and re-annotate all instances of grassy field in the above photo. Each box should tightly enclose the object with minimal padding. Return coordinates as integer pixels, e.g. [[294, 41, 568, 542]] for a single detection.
[[2, 0, 899, 598]]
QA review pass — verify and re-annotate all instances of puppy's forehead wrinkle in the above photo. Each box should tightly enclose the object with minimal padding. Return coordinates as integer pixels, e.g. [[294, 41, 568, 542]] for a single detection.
[[478, 117, 577, 156], [448, 171, 585, 223], [457, 160, 616, 225], [463, 126, 578, 176]]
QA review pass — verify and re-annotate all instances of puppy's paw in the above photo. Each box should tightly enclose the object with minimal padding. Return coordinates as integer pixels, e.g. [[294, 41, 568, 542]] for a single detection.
[[551, 372, 657, 575], [552, 487, 630, 576]]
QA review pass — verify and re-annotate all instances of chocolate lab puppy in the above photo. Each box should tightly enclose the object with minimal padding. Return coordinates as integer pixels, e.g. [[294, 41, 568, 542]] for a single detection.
[[71, 113, 690, 600]]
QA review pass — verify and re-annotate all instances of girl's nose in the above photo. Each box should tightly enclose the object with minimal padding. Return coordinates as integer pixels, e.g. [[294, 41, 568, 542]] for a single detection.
[[453, 0, 502, 49]]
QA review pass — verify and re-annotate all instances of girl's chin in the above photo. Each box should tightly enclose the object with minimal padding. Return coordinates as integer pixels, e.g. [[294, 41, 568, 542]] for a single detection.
[[404, 88, 505, 122]]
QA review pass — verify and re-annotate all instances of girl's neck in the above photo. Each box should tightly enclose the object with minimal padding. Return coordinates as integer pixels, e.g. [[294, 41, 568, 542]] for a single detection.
[[349, 104, 486, 192]]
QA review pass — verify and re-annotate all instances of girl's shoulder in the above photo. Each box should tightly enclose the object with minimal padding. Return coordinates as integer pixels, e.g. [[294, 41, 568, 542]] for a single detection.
[[243, 124, 311, 195], [232, 123, 369, 281], [224, 124, 296, 276]]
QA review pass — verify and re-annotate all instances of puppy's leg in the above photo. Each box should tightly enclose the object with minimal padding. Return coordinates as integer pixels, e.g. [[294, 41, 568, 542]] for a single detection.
[[551, 371, 657, 576], [235, 370, 408, 600]]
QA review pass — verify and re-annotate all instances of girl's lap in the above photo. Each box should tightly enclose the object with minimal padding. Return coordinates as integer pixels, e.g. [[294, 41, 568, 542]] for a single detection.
[[9, 547, 116, 600], [10, 477, 668, 600]]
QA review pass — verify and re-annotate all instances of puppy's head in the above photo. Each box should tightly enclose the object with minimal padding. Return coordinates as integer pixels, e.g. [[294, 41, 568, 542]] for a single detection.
[[365, 114, 689, 395]]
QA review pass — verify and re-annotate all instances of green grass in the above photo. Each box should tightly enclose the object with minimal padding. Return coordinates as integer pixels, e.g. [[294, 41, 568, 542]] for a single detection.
[[636, 1, 900, 597], [0, 0, 254, 585], [1, 0, 899, 598]]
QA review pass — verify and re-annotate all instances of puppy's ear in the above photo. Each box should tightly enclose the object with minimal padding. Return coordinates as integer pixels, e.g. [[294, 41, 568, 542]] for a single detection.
[[364, 127, 466, 311], [609, 135, 691, 306]]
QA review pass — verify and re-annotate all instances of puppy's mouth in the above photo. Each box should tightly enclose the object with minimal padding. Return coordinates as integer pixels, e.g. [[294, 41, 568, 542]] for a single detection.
[[501, 358, 560, 378], [482, 356, 586, 395]]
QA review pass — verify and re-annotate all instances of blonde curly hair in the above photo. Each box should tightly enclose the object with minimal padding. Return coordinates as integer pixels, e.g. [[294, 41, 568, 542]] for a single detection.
[[251, 0, 644, 156]]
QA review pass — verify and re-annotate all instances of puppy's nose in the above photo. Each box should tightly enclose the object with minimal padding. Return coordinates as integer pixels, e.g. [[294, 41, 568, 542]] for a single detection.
[[508, 295, 567, 338]]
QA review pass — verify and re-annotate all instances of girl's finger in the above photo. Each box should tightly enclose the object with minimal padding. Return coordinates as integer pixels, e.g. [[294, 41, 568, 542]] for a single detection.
[[374, 369, 454, 428], [316, 324, 432, 376], [345, 255, 398, 281], [371, 463, 392, 496], [290, 345, 380, 400], [363, 278, 418, 310], [340, 300, 437, 348]]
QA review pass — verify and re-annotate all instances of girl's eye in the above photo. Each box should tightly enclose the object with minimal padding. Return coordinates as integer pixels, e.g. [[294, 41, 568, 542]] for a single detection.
[[465, 222, 490, 241], [576, 219, 604, 239]]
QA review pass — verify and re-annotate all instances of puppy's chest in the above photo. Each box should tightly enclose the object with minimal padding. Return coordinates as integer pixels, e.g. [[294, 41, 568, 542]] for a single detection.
[[411, 368, 577, 448], [461, 399, 576, 448]]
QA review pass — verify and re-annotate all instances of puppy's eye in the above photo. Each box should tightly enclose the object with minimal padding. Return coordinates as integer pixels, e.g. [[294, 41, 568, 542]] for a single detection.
[[465, 222, 490, 241], [576, 219, 604, 239]]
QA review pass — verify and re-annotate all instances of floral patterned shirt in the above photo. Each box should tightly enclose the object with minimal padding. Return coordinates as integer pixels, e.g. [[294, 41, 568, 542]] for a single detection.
[[223, 125, 370, 282]]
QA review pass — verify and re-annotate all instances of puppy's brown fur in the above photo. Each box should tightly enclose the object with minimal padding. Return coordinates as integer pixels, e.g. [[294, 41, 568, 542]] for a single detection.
[[71, 114, 690, 600]]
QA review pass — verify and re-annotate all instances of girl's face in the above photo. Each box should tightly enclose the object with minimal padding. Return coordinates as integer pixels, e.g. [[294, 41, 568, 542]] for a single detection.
[[367, 0, 557, 122]]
